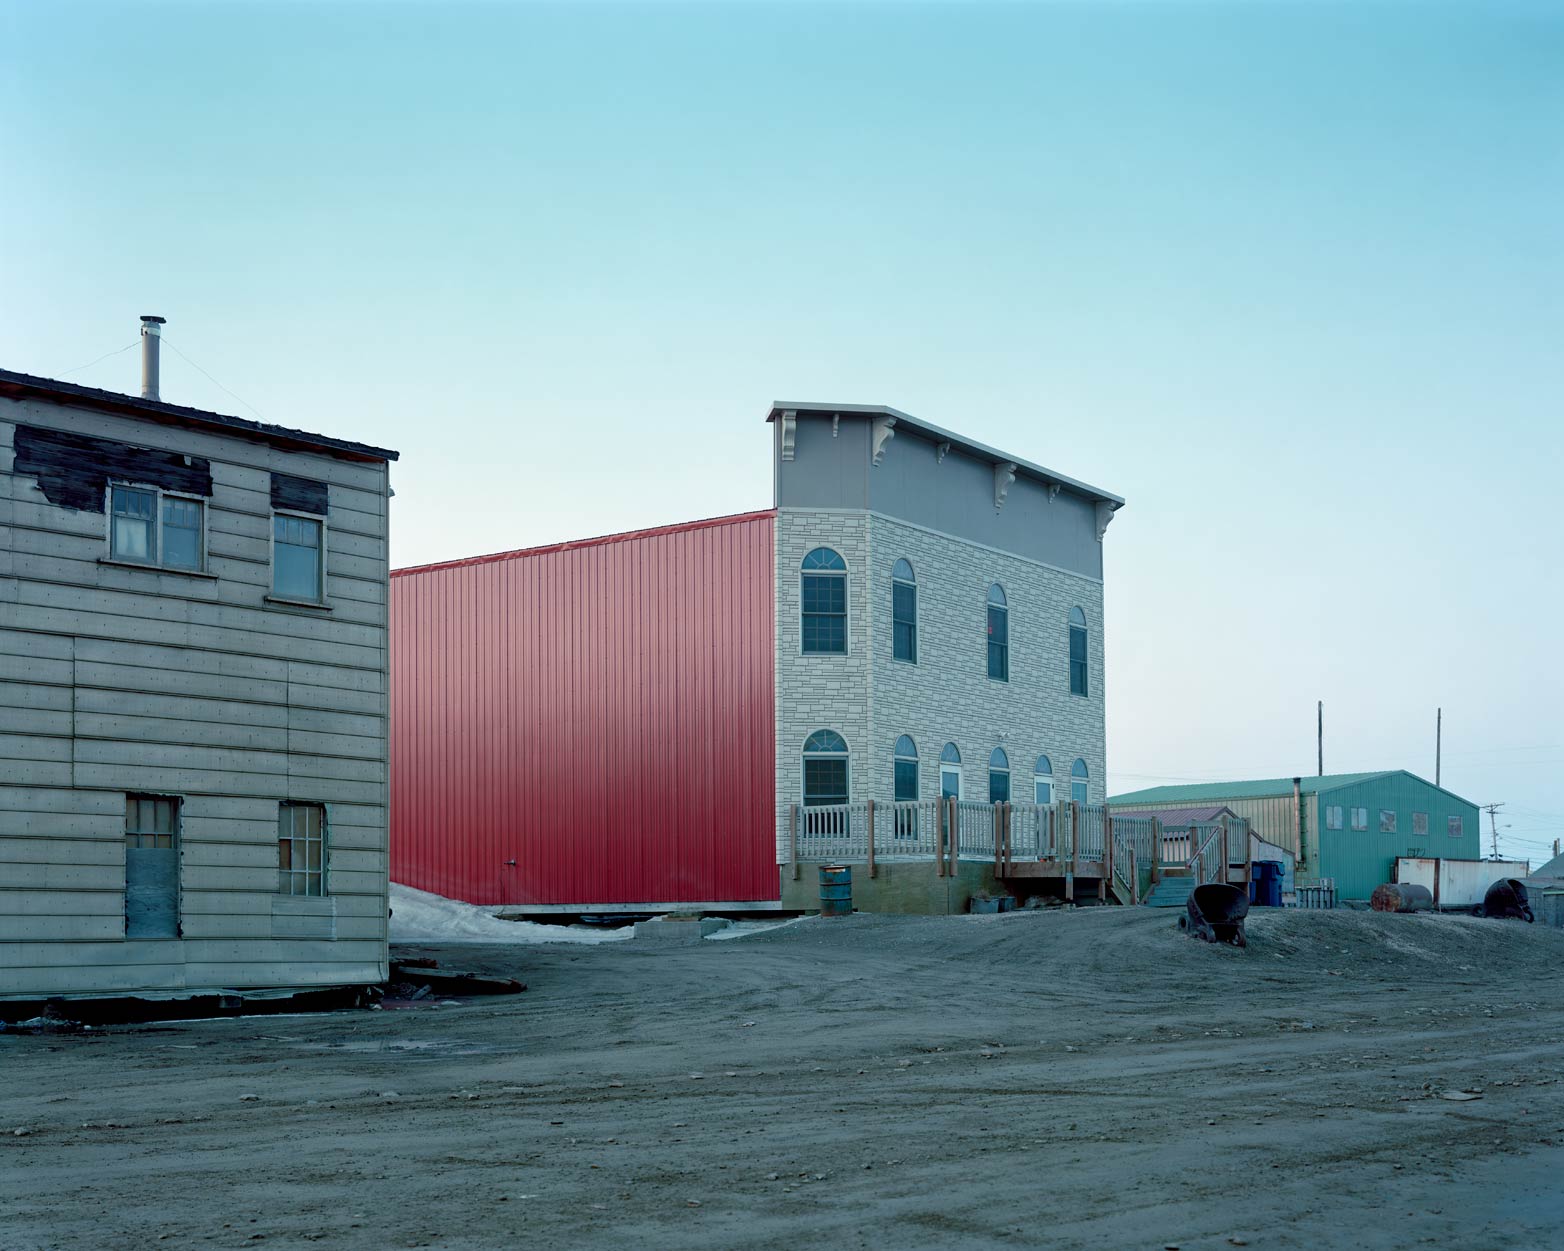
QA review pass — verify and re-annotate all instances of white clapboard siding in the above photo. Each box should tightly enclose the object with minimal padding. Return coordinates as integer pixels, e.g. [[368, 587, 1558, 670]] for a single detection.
[[2, 399, 390, 997]]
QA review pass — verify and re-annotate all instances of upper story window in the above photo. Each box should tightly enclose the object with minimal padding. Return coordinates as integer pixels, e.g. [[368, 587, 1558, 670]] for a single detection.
[[940, 742, 962, 800], [1070, 757, 1089, 805], [894, 735, 919, 803], [1034, 754, 1054, 805], [109, 484, 205, 572], [988, 747, 1010, 804], [1069, 607, 1089, 696], [273, 513, 326, 603], [892, 558, 917, 664], [1351, 806, 1369, 832], [986, 584, 1008, 682], [801, 548, 847, 654], [802, 729, 849, 806]]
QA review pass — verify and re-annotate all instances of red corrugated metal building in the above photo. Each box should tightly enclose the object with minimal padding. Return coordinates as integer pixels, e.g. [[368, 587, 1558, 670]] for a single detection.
[[390, 511, 777, 907]]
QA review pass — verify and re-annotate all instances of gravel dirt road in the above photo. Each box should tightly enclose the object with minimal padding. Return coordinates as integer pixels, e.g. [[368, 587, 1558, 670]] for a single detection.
[[3, 907, 1562, 1249]]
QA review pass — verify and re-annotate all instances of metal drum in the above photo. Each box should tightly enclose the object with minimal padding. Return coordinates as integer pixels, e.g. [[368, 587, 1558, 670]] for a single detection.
[[818, 865, 852, 917]]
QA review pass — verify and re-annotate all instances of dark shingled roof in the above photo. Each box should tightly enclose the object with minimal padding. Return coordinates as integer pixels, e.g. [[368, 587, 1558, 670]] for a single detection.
[[0, 367, 398, 463]]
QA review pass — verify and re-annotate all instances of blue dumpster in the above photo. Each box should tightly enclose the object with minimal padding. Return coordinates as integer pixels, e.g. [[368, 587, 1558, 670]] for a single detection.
[[1250, 860, 1283, 908]]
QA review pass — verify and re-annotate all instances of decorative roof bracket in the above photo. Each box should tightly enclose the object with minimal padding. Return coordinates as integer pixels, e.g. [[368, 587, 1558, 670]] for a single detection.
[[993, 461, 1017, 511], [1094, 500, 1116, 542], [779, 409, 797, 461], [871, 414, 897, 466]]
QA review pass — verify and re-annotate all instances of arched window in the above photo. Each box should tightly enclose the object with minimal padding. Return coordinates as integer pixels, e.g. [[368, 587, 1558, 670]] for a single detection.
[[988, 747, 1010, 804], [1070, 757, 1089, 805], [1069, 606, 1088, 696], [987, 584, 1008, 682], [893, 735, 918, 803], [1033, 754, 1054, 805], [802, 730, 849, 807], [939, 742, 962, 800], [801, 548, 847, 655], [892, 558, 917, 664]]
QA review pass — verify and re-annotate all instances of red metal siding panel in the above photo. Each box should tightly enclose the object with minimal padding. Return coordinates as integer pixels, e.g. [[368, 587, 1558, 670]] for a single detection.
[[390, 512, 778, 906]]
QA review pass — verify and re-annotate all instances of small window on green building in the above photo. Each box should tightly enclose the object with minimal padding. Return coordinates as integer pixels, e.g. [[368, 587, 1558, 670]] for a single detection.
[[1448, 816, 1463, 838], [1325, 805, 1343, 831], [1350, 807, 1368, 832], [1379, 809, 1397, 834], [1412, 812, 1428, 837]]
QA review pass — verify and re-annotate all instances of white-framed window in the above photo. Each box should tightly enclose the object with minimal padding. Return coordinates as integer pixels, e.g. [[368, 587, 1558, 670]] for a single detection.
[[1034, 754, 1054, 805], [1326, 805, 1343, 830], [1068, 606, 1088, 696], [802, 730, 849, 806], [1412, 811, 1428, 837], [986, 583, 1008, 682], [1351, 806, 1368, 832], [988, 747, 1010, 803], [272, 511, 327, 603], [108, 483, 206, 572], [893, 734, 919, 802], [939, 742, 962, 800], [1070, 757, 1089, 805], [1379, 809, 1397, 834], [1448, 816, 1463, 838], [892, 558, 917, 664], [278, 802, 328, 896], [801, 548, 847, 655]]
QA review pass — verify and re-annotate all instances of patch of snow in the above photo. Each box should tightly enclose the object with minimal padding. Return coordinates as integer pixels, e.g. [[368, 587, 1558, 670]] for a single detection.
[[704, 916, 808, 941], [389, 884, 632, 945]]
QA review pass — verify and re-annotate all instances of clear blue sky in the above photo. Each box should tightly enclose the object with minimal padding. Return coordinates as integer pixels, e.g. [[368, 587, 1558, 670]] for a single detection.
[[3, 1, 1560, 861]]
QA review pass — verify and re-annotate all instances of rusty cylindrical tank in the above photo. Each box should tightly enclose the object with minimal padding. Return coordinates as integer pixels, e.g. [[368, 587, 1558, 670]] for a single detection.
[[1371, 883, 1433, 913]]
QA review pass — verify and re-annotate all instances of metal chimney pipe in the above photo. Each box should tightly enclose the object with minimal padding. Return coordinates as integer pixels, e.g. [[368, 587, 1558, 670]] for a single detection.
[[140, 316, 166, 401]]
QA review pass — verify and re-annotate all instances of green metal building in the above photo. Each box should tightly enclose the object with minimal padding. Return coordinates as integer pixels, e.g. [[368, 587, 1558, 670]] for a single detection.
[[1109, 771, 1481, 901]]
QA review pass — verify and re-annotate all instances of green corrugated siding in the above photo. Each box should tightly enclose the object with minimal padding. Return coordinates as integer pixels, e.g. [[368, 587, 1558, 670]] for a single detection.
[[1314, 775, 1481, 900]]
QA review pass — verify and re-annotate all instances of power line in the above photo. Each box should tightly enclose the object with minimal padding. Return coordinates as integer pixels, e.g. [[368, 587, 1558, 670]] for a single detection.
[[58, 340, 139, 377], [161, 337, 268, 422]]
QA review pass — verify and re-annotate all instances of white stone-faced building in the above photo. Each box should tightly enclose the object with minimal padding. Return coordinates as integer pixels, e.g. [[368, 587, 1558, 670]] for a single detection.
[[770, 404, 1118, 862], [1, 359, 397, 1000]]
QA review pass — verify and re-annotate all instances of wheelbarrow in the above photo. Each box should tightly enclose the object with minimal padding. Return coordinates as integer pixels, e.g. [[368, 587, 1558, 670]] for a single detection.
[[1178, 882, 1250, 947]]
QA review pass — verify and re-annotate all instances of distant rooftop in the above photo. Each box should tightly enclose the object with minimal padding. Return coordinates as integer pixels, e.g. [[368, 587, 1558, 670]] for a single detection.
[[766, 402, 1124, 509], [0, 367, 399, 464], [1109, 773, 1398, 805]]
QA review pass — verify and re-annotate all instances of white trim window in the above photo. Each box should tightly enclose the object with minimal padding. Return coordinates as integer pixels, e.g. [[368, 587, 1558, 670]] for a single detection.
[[1033, 754, 1054, 805], [1069, 606, 1089, 696], [986, 583, 1008, 682], [278, 802, 328, 896], [1326, 805, 1344, 830], [801, 548, 848, 654], [1351, 806, 1369, 832], [802, 730, 850, 807], [1379, 809, 1398, 835], [273, 511, 327, 603], [1448, 816, 1464, 838], [939, 742, 962, 800], [1070, 757, 1089, 805], [893, 734, 919, 802], [988, 747, 1010, 804], [891, 558, 917, 664], [108, 483, 206, 572]]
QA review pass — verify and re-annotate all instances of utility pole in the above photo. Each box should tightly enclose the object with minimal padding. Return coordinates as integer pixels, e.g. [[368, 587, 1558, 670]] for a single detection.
[[1482, 802, 1505, 861], [1317, 700, 1323, 777], [1435, 707, 1441, 787]]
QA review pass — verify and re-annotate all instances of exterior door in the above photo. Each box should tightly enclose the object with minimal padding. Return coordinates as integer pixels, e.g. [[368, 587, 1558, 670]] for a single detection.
[[125, 795, 180, 939]]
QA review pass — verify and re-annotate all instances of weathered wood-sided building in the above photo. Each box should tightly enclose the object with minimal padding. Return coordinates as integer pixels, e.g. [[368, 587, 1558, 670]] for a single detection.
[[0, 330, 398, 1000]]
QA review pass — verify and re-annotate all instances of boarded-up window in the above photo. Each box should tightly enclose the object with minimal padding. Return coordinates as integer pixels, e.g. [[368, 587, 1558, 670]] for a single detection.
[[1326, 805, 1343, 830], [125, 794, 180, 939], [1448, 816, 1464, 838], [278, 803, 327, 896], [1379, 809, 1397, 834], [1412, 812, 1428, 837]]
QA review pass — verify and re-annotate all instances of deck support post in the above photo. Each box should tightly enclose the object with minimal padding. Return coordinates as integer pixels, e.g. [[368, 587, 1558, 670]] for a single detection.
[[1151, 818, 1163, 886], [867, 799, 876, 879], [947, 797, 959, 878], [993, 804, 1002, 875], [936, 797, 946, 877], [1105, 813, 1115, 894], [789, 804, 800, 881]]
